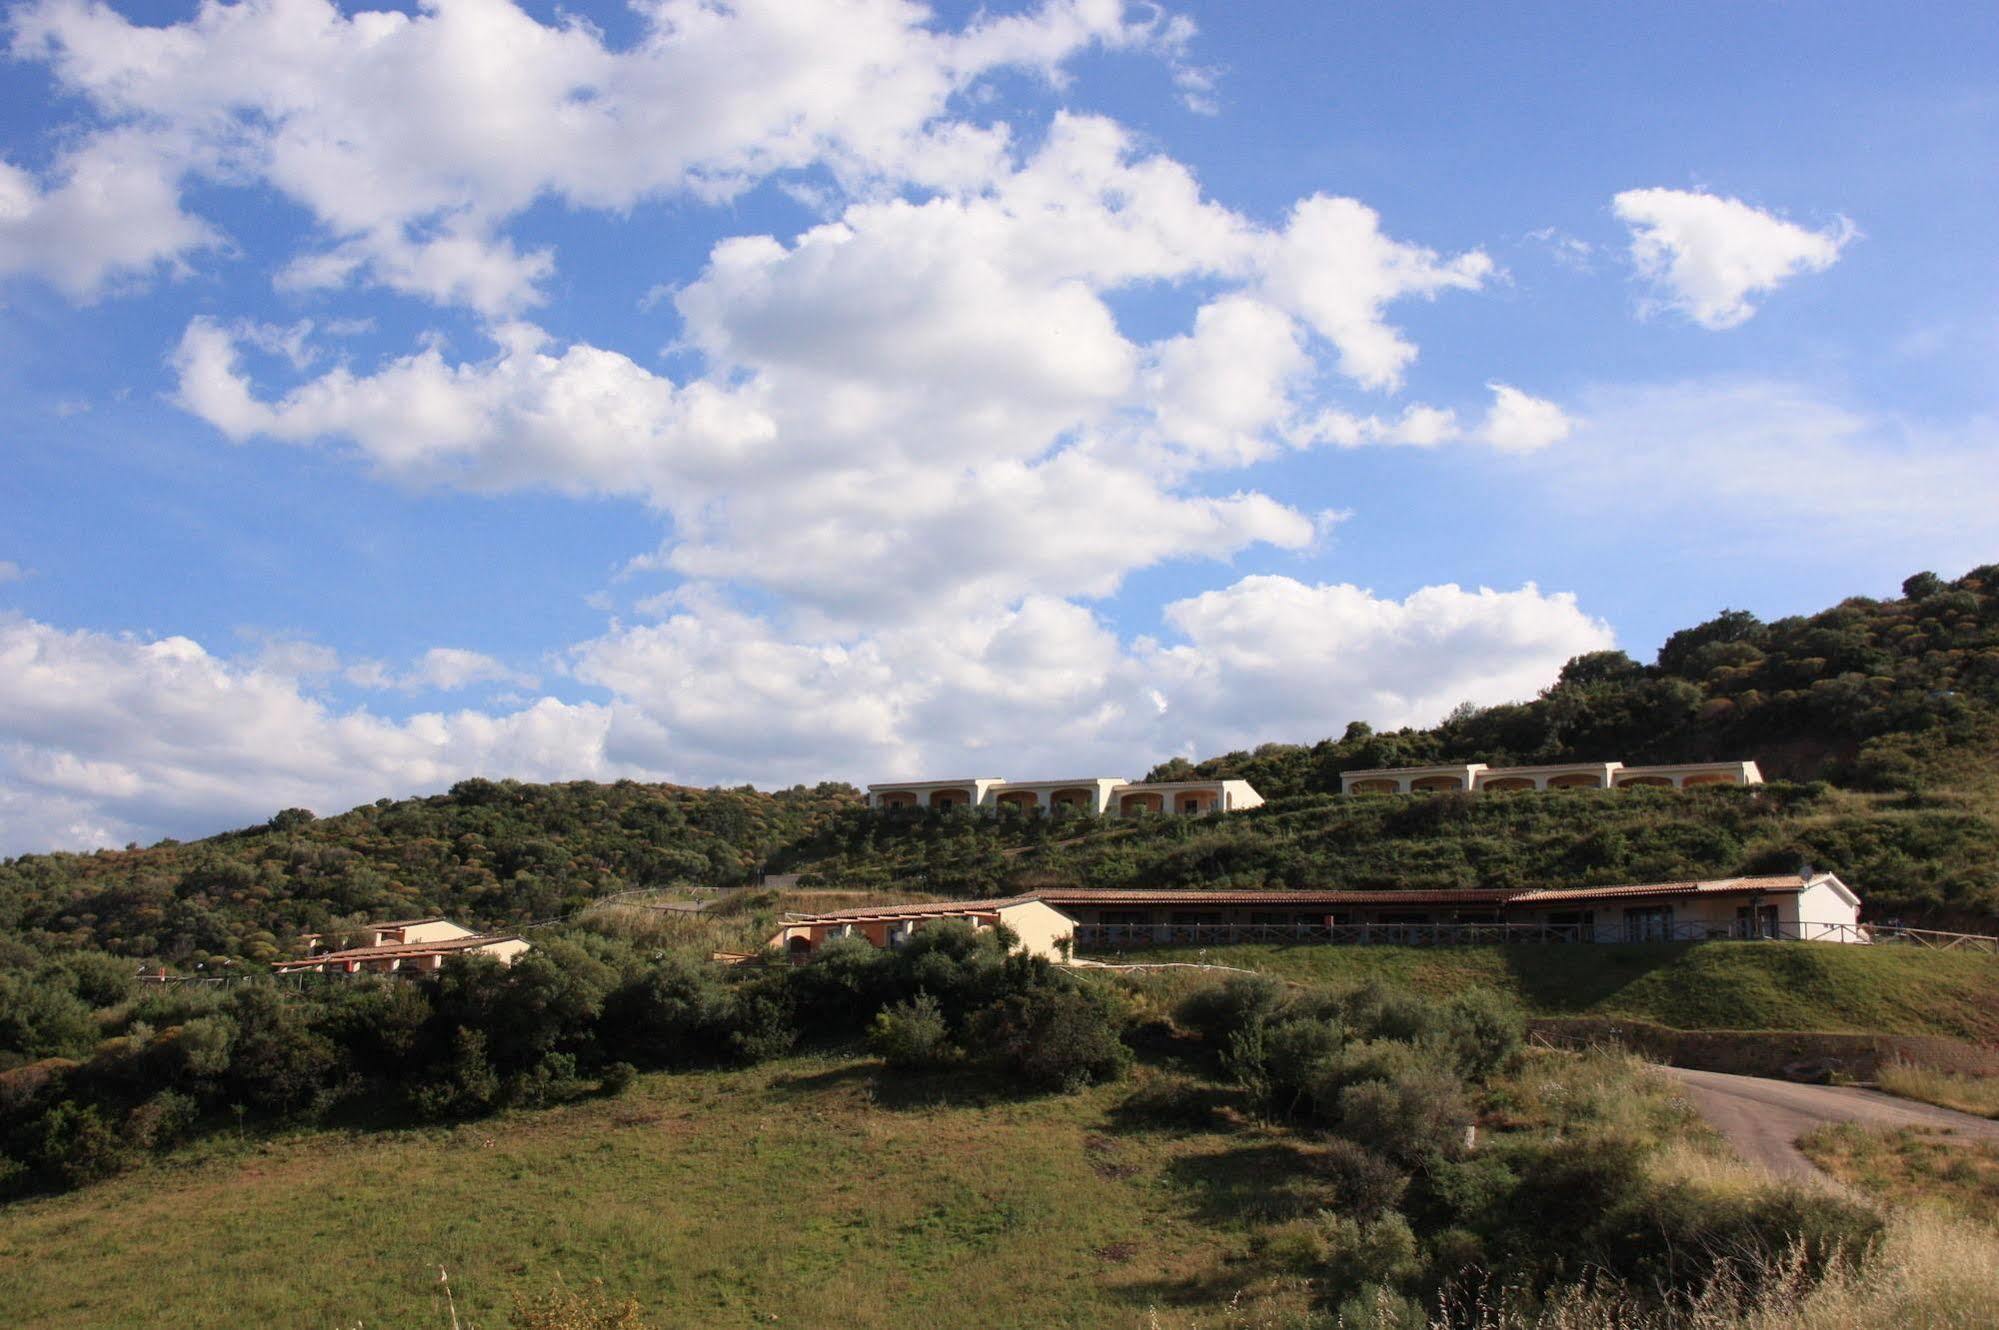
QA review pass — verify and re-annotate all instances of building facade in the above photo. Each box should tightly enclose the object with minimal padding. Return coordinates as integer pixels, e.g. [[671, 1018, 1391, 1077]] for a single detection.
[[1339, 760, 1762, 795], [274, 918, 531, 975], [768, 896, 1079, 962], [1037, 873, 1861, 946], [867, 776, 1264, 817]]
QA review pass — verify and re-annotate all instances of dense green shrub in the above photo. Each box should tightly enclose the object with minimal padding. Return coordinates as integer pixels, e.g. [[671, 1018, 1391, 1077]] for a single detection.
[[1227, 1016, 1343, 1119], [599, 955, 736, 1068], [1332, 1068, 1473, 1166], [868, 992, 953, 1070], [1174, 974, 1282, 1044], [978, 987, 1131, 1091], [1307, 1136, 1409, 1220], [409, 1026, 501, 1122], [1440, 989, 1524, 1080]]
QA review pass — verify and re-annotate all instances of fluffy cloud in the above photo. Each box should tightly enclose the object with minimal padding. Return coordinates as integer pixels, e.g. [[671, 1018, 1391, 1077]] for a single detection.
[[1146, 577, 1613, 748], [1613, 188, 1853, 329], [1261, 196, 1493, 390], [11, 0, 1189, 310], [0, 130, 215, 297], [173, 113, 1544, 625], [0, 614, 623, 849], [1, 574, 1612, 851], [1295, 383, 1572, 453]]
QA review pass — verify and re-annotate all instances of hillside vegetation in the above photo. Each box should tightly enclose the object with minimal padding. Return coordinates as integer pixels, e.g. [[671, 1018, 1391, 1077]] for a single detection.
[[6, 565, 1999, 980]]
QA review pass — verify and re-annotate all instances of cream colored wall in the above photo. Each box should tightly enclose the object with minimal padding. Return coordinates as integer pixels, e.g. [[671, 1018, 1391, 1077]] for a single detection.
[[476, 938, 532, 966], [1222, 780, 1264, 811], [402, 920, 479, 944], [996, 900, 1077, 961]]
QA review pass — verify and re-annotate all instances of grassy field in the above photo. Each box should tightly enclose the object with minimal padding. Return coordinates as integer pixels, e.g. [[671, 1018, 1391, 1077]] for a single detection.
[[1084, 942, 1999, 1041], [1801, 1124, 1999, 1226], [0, 1053, 1303, 1330]]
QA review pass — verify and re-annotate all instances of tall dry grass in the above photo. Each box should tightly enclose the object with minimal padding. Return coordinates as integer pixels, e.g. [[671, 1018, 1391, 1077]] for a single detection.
[[1876, 1060, 1999, 1118], [1419, 1208, 1999, 1329]]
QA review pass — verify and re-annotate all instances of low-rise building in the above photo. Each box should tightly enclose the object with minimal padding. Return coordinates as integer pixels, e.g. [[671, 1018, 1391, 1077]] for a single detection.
[[867, 776, 1263, 817], [1037, 872, 1862, 946], [274, 918, 530, 975], [768, 896, 1078, 962], [1339, 760, 1762, 794]]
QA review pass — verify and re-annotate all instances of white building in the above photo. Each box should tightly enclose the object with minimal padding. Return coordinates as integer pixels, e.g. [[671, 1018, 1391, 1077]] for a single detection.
[[866, 776, 1264, 817], [1339, 759, 1762, 795]]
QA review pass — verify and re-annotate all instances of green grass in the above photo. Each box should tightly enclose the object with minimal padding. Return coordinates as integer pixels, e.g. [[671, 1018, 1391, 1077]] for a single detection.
[[1086, 942, 1999, 1041], [0, 1055, 1297, 1330]]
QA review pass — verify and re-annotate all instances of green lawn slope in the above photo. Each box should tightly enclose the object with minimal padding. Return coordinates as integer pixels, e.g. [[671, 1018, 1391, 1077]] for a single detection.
[[0, 1055, 1266, 1330], [1091, 942, 1999, 1043]]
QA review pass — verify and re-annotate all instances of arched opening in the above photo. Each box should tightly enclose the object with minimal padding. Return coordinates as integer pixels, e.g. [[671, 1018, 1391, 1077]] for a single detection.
[[1120, 792, 1164, 816], [1348, 779, 1398, 795], [1049, 787, 1095, 814], [1481, 777, 1534, 793], [995, 790, 1040, 812], [1681, 773, 1734, 788], [1177, 792, 1216, 814], [1546, 773, 1603, 790], [1410, 776, 1464, 793], [875, 791, 918, 811], [1615, 776, 1672, 788], [786, 934, 814, 960], [928, 787, 974, 809]]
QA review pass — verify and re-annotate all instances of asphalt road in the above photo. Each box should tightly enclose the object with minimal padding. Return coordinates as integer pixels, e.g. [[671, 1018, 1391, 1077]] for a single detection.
[[1662, 1066, 1999, 1180]]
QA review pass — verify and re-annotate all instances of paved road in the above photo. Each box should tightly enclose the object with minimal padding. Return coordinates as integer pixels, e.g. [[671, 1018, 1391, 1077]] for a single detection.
[[1662, 1066, 1999, 1180]]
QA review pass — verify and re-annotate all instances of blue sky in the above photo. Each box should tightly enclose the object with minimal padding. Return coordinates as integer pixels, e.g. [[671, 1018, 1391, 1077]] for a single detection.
[[2, 0, 1995, 852]]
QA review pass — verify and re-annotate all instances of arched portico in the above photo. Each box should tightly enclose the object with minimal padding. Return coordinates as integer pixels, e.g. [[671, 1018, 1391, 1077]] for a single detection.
[[1120, 792, 1165, 816], [1348, 778, 1399, 795], [1481, 777, 1534, 793], [995, 790, 1041, 812], [928, 787, 974, 809], [1680, 773, 1733, 788], [1615, 775, 1672, 788], [1410, 775, 1465, 793], [1546, 773, 1604, 790], [1175, 792, 1218, 814], [875, 791, 919, 810], [1049, 787, 1095, 812], [786, 934, 814, 959]]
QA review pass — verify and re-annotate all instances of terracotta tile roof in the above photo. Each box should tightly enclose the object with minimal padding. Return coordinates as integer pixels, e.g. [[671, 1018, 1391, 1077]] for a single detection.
[[272, 934, 523, 969], [783, 896, 1040, 925], [1035, 888, 1513, 908], [370, 916, 447, 929], [1511, 876, 1805, 905], [774, 875, 1826, 931]]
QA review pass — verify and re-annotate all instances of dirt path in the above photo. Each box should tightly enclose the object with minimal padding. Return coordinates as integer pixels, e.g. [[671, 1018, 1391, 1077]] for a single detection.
[[1661, 1066, 1999, 1180]]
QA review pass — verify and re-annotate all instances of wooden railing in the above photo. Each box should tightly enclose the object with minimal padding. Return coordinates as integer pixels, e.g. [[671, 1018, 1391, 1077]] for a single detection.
[[1073, 921, 1999, 950]]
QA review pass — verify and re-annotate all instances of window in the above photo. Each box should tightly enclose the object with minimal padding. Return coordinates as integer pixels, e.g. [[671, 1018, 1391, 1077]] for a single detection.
[[1623, 906, 1673, 942], [1736, 905, 1780, 939]]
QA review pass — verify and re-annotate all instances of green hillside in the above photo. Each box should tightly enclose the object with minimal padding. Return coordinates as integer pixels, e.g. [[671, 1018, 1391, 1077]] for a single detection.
[[6, 565, 1999, 979], [1090, 942, 1999, 1043]]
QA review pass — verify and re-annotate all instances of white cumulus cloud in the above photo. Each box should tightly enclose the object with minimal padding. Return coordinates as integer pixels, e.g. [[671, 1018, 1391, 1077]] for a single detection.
[[1613, 187, 1853, 330]]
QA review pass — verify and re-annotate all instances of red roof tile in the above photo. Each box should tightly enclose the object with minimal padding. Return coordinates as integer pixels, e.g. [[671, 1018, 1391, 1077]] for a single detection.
[[272, 934, 523, 969]]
